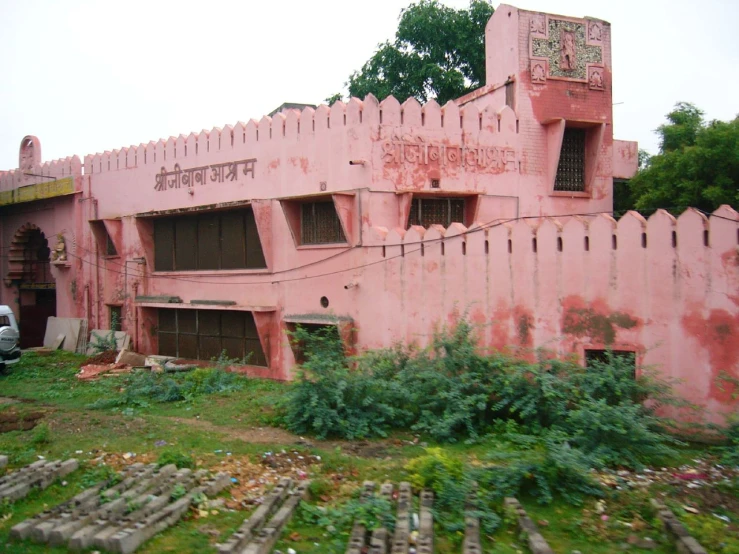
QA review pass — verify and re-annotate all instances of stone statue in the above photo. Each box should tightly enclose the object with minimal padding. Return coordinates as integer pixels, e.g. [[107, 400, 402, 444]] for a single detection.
[[560, 30, 577, 71], [51, 233, 67, 262]]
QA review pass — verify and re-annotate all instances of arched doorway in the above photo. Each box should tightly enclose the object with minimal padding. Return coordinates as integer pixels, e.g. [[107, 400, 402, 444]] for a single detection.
[[6, 224, 56, 348]]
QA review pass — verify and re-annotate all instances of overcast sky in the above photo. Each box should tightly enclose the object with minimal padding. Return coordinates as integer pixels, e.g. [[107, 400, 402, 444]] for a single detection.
[[1, 0, 737, 171]]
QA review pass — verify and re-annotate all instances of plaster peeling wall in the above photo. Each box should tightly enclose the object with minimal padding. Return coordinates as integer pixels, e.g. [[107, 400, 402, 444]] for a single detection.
[[355, 206, 739, 423]]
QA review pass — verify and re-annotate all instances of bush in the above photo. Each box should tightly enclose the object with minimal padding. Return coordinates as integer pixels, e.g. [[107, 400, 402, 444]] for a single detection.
[[157, 450, 195, 469], [282, 316, 688, 475], [406, 448, 500, 536], [283, 325, 412, 439], [31, 423, 51, 445], [87, 367, 245, 409], [562, 398, 678, 470], [481, 435, 603, 505]]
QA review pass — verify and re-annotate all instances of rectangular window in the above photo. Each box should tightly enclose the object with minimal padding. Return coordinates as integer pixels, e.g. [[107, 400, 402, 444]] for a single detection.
[[105, 234, 118, 257], [408, 197, 465, 228], [287, 323, 341, 364], [585, 349, 636, 378], [554, 128, 586, 192], [157, 309, 267, 366], [300, 201, 346, 245], [153, 208, 266, 271], [0, 316, 10, 327], [109, 305, 122, 331]]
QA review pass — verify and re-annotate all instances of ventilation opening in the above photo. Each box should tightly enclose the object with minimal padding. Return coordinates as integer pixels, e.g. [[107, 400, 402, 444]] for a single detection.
[[612, 234, 617, 250], [641, 232, 647, 249], [557, 237, 563, 252], [484, 240, 489, 254], [584, 236, 590, 251], [672, 231, 677, 248], [703, 230, 710, 247], [532, 238, 537, 253], [508, 239, 512, 253]]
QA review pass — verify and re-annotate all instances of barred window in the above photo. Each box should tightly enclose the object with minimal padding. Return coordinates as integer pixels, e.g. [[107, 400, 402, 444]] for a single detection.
[[300, 201, 346, 245], [408, 197, 465, 228], [158, 308, 267, 366], [153, 208, 265, 271], [554, 128, 586, 192]]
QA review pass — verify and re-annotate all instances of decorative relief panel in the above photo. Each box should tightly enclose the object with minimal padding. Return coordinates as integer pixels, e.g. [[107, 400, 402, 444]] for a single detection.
[[530, 14, 546, 36], [530, 17, 603, 83], [531, 60, 547, 83], [588, 20, 603, 43], [588, 65, 605, 90]]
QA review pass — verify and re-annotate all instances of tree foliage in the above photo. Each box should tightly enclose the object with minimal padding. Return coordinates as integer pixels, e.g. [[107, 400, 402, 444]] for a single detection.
[[625, 102, 739, 214], [336, 0, 494, 105]]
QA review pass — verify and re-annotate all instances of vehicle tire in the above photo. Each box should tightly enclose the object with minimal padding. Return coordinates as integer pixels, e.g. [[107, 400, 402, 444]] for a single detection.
[[0, 362, 6, 375]]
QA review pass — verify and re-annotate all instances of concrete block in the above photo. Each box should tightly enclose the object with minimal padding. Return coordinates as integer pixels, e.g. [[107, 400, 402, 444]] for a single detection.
[[0, 455, 8, 468], [116, 349, 147, 367]]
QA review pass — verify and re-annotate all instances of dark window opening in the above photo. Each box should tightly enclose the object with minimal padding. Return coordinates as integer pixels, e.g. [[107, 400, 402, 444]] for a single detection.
[[157, 309, 266, 366], [407, 197, 465, 228], [288, 323, 340, 365], [106, 233, 118, 256], [585, 349, 636, 379], [554, 128, 586, 192], [109, 305, 122, 331], [300, 201, 346, 245], [0, 316, 10, 327], [153, 208, 266, 271]]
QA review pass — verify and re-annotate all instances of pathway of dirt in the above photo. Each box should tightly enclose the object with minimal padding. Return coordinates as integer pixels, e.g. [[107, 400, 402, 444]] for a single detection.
[[167, 416, 302, 445], [165, 416, 394, 458]]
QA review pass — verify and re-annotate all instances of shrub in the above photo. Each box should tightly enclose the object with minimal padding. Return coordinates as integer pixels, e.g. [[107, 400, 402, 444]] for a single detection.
[[282, 316, 689, 477], [405, 447, 463, 490], [562, 398, 679, 470], [406, 447, 500, 536], [87, 367, 245, 409], [283, 325, 411, 439], [481, 435, 603, 505], [31, 423, 51, 445], [157, 450, 195, 469]]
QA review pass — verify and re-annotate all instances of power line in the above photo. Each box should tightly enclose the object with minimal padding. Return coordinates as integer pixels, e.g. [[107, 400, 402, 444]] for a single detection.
[[0, 207, 736, 286]]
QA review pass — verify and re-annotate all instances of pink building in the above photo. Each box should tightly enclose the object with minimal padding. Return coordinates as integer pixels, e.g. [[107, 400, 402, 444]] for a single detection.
[[1, 5, 737, 421]]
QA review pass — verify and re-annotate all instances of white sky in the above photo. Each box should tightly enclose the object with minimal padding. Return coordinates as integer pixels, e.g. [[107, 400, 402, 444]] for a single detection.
[[1, 0, 737, 171]]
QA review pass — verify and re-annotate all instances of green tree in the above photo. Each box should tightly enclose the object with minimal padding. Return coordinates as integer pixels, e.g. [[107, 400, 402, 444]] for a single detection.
[[627, 103, 739, 214], [332, 0, 494, 105]]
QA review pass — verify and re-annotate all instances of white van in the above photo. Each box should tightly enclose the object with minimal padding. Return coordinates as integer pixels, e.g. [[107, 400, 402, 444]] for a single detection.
[[0, 306, 21, 371]]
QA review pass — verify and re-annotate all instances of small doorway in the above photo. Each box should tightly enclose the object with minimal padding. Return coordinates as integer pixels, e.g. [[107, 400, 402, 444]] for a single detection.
[[17, 229, 56, 348]]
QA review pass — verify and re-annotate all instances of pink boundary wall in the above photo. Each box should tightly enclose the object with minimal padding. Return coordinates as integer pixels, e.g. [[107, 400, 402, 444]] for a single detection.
[[0, 4, 736, 424]]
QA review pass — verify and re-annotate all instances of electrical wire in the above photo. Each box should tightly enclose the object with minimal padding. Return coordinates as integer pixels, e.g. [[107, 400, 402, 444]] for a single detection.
[[0, 207, 736, 286]]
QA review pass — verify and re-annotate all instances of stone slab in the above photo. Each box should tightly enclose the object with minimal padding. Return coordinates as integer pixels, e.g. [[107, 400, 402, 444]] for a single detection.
[[43, 317, 85, 353], [87, 330, 130, 354]]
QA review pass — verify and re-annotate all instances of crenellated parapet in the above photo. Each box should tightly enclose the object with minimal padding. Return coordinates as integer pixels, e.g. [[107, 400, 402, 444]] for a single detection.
[[364, 206, 738, 252], [0, 156, 82, 192], [79, 94, 520, 178]]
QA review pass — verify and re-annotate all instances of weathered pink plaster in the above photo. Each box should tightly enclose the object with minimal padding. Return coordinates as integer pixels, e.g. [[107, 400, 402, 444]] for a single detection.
[[0, 5, 735, 422]]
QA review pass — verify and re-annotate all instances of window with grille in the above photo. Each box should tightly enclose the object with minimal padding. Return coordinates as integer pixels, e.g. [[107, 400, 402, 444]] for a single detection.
[[407, 197, 466, 228], [300, 201, 346, 245], [153, 208, 266, 271], [554, 128, 586, 192], [157, 309, 267, 366]]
